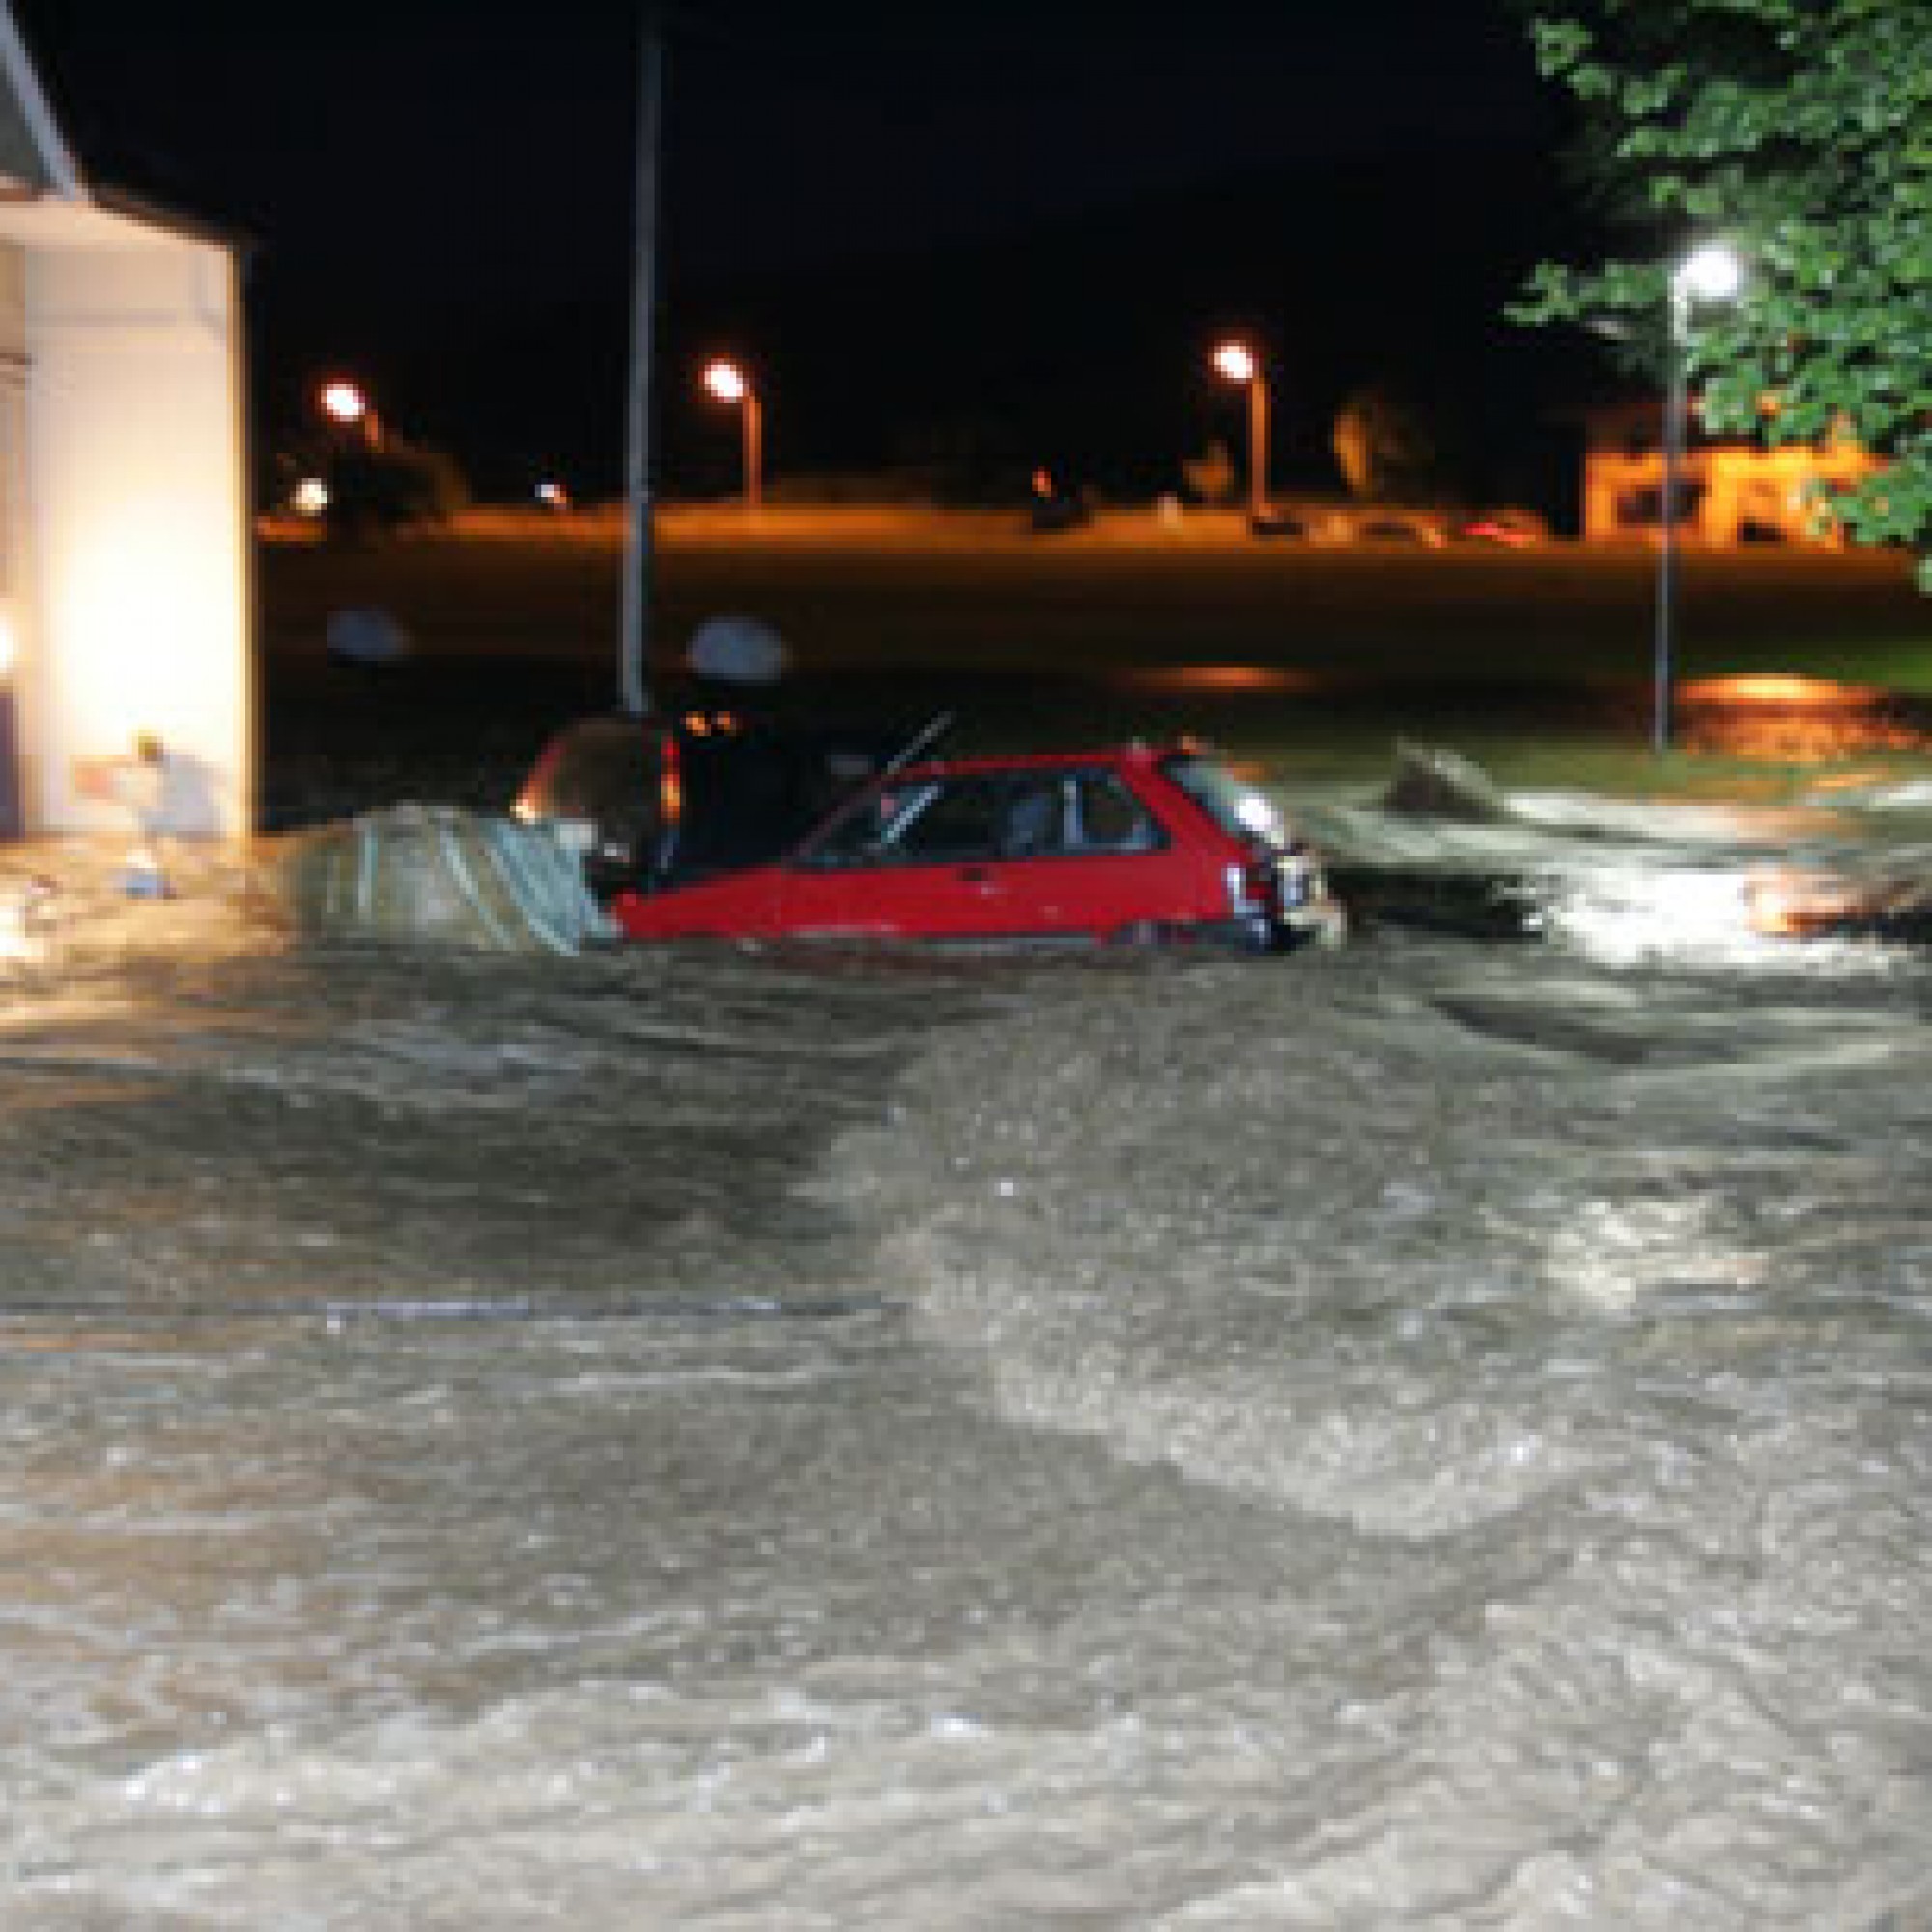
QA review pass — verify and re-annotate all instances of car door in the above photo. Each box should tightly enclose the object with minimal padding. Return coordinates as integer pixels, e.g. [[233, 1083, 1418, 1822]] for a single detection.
[[994, 768, 1211, 937], [772, 774, 1024, 938]]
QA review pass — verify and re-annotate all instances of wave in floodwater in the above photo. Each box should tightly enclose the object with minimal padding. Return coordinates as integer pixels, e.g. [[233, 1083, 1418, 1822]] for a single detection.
[[4, 816, 1932, 1926], [1299, 732, 1932, 972], [812, 938, 1932, 1926]]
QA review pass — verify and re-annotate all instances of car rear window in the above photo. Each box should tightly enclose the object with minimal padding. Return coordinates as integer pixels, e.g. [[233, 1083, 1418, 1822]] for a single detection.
[[1160, 753, 1283, 843]]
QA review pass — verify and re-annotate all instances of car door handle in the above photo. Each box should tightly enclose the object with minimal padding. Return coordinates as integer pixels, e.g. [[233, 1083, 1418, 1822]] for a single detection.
[[956, 866, 997, 888]]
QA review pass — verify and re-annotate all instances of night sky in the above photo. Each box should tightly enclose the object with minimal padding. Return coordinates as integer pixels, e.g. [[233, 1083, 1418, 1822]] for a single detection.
[[13, 1, 1596, 510]]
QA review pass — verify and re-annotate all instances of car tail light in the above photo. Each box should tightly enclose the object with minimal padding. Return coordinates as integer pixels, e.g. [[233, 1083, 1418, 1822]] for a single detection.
[[657, 731, 683, 830], [1224, 856, 1281, 923]]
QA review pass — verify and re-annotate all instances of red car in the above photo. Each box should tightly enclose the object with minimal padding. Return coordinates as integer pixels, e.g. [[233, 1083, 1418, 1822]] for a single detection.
[[611, 745, 1341, 951]]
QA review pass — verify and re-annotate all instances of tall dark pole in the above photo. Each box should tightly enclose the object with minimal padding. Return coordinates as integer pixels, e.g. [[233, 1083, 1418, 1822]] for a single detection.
[[1653, 291, 1688, 753], [618, 11, 666, 717], [1247, 372, 1269, 521], [1650, 243, 1742, 753]]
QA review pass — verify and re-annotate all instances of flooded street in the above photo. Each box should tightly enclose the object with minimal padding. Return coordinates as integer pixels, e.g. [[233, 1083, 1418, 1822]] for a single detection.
[[5, 784, 1932, 1927]]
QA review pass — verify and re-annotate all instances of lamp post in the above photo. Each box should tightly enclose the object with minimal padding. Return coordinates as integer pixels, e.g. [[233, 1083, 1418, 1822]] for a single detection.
[[1653, 241, 1744, 752], [1211, 339, 1269, 522], [702, 357, 763, 511]]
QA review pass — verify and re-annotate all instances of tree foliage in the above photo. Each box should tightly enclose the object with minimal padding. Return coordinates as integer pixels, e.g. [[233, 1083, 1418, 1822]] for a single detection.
[[1332, 384, 1439, 500], [1514, 0, 1932, 584], [325, 440, 470, 544]]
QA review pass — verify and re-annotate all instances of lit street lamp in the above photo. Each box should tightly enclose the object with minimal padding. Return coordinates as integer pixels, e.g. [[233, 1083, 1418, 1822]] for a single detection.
[[1211, 338, 1270, 522], [1654, 240, 1744, 752], [702, 357, 763, 510], [318, 376, 382, 450]]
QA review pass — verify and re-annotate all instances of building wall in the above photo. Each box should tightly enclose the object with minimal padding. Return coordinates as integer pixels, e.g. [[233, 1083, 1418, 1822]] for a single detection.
[[0, 240, 23, 355], [0, 242, 24, 836], [1584, 441, 1878, 547], [22, 238, 253, 836]]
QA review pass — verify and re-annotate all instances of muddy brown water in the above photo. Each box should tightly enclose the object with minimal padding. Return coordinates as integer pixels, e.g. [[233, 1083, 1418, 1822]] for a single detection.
[[5, 771, 1932, 1923]]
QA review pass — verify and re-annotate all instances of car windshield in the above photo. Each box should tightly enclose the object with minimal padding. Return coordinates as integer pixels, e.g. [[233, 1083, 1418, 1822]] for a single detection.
[[1161, 753, 1283, 844]]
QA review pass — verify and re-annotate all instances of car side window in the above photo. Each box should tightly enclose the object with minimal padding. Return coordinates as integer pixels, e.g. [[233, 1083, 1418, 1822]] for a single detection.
[[1000, 781, 1063, 857], [892, 776, 1008, 862], [1067, 773, 1159, 852], [805, 785, 912, 867], [802, 767, 1163, 868]]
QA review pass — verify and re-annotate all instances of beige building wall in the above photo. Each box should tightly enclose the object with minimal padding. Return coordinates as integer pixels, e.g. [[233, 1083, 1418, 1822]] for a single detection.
[[21, 236, 253, 836], [0, 242, 24, 835]]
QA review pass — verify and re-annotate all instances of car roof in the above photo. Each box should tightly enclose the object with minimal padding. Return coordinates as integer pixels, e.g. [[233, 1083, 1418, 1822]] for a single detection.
[[892, 744, 1191, 782]]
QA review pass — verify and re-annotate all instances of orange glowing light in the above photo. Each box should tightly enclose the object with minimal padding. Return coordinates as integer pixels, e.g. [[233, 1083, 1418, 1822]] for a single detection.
[[1745, 869, 1872, 940], [1679, 674, 1882, 708], [1127, 665, 1317, 695], [1675, 674, 1923, 759], [657, 734, 683, 830]]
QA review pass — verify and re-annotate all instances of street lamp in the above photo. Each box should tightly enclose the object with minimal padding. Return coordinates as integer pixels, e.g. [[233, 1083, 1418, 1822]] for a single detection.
[[1211, 338, 1270, 522], [702, 357, 763, 511], [1653, 240, 1744, 751], [319, 377, 383, 452], [318, 376, 382, 450]]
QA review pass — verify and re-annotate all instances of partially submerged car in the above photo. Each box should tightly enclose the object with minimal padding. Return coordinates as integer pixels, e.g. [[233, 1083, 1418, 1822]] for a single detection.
[[610, 744, 1341, 952]]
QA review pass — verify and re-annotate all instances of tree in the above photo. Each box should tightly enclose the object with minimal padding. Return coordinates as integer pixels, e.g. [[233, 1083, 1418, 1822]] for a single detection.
[[1332, 384, 1439, 500], [1514, 0, 1932, 584], [325, 440, 470, 544], [1180, 439, 1237, 507]]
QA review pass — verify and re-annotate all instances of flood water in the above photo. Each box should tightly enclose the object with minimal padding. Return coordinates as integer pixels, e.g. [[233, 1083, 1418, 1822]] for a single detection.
[[6, 770, 1932, 1927]]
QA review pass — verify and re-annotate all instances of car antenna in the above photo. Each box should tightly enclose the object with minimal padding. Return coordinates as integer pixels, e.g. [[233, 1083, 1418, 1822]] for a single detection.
[[791, 709, 955, 863], [880, 708, 954, 778]]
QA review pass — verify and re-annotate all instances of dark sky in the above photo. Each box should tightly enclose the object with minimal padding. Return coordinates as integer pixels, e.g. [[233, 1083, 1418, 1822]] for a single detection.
[[12, 2, 1583, 501]]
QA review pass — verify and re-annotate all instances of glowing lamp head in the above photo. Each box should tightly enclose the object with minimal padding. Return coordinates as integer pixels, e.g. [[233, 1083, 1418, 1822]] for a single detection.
[[1673, 241, 1744, 307], [319, 379, 369, 427], [1212, 341, 1257, 385], [703, 359, 749, 405]]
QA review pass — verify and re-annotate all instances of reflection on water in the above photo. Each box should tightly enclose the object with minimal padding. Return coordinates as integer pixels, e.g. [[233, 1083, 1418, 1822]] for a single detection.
[[1122, 664, 1319, 695], [1294, 703, 1932, 965], [1106, 667, 1932, 767], [1678, 673, 1932, 759]]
